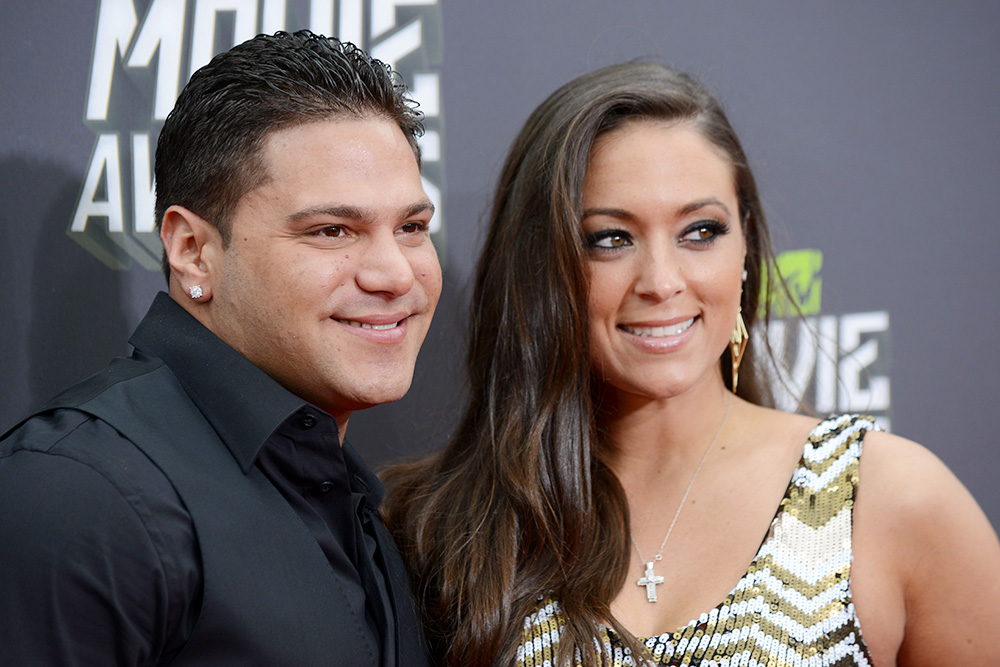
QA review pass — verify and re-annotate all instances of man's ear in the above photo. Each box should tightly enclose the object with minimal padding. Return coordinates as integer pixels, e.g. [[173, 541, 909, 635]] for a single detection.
[[160, 205, 223, 303]]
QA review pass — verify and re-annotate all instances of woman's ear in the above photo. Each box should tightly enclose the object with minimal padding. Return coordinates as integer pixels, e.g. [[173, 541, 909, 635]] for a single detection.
[[160, 205, 222, 303]]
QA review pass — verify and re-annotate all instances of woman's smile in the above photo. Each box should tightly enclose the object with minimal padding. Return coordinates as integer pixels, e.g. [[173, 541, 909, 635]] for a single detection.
[[618, 317, 696, 338]]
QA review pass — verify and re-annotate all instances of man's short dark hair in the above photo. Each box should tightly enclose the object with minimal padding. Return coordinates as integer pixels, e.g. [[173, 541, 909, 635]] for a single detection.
[[154, 30, 424, 280]]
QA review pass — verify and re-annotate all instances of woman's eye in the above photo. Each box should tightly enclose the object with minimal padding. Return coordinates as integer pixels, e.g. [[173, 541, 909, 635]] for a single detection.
[[587, 230, 632, 250], [681, 221, 729, 244]]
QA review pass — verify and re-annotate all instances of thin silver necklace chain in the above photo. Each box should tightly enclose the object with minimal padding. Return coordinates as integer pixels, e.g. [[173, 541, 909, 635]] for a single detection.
[[631, 396, 732, 568]]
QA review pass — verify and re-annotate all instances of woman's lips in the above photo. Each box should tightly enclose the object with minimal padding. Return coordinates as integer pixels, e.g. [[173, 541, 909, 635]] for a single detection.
[[618, 317, 695, 338]]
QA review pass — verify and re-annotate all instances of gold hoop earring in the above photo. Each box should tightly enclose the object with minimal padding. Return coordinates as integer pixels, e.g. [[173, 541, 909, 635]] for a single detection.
[[729, 309, 749, 393]]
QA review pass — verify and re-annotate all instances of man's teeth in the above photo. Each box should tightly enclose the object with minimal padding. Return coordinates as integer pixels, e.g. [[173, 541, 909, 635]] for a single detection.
[[338, 319, 399, 330], [621, 318, 694, 337]]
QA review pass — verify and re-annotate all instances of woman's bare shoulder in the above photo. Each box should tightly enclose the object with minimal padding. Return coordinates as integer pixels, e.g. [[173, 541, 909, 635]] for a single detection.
[[854, 428, 1000, 665], [734, 402, 824, 447], [857, 429, 988, 527]]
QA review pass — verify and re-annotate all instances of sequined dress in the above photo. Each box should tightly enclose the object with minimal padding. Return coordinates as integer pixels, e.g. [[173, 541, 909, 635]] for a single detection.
[[516, 414, 877, 667]]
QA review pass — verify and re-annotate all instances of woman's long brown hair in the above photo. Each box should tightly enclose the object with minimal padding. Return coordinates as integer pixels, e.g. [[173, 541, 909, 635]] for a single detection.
[[382, 62, 780, 666]]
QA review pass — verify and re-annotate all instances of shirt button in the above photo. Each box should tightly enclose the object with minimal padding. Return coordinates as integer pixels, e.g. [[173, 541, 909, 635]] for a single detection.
[[317, 481, 334, 494], [298, 414, 317, 429]]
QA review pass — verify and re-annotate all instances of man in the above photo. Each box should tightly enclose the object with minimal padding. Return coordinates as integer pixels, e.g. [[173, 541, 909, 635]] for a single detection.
[[0, 31, 439, 666]]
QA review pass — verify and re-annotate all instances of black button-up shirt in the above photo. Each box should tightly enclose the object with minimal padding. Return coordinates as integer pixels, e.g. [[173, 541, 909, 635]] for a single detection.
[[0, 293, 404, 665]]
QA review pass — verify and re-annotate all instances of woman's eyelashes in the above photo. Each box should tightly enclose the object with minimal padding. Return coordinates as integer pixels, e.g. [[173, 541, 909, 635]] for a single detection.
[[679, 220, 730, 247], [586, 229, 633, 251], [585, 219, 731, 253]]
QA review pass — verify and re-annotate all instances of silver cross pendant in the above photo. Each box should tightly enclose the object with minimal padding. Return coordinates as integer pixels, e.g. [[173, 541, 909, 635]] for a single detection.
[[636, 561, 664, 602]]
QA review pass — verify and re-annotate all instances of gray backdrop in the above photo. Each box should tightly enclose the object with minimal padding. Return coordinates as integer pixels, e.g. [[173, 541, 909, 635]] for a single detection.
[[2, 1, 998, 530]]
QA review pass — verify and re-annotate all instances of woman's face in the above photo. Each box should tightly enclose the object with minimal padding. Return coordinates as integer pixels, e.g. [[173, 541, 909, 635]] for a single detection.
[[582, 120, 746, 403]]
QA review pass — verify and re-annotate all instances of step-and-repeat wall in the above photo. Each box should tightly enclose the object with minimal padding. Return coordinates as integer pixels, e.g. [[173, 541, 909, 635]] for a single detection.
[[3, 1, 998, 528]]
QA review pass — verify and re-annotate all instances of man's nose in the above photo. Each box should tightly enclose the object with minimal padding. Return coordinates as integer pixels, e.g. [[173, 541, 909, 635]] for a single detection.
[[354, 232, 416, 297]]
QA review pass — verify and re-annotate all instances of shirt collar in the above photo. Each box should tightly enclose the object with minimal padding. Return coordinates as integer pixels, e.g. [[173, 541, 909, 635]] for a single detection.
[[343, 438, 385, 510], [129, 292, 320, 473]]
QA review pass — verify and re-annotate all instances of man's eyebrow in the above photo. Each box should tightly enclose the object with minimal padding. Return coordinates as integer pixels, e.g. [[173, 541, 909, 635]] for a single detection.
[[288, 205, 371, 224], [401, 200, 436, 220], [288, 200, 435, 224]]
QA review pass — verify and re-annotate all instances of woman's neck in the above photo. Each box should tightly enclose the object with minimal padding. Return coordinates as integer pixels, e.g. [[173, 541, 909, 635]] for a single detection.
[[599, 376, 737, 484]]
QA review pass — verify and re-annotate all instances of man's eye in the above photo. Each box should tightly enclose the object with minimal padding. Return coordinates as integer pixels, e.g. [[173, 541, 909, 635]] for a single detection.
[[399, 221, 428, 234], [315, 226, 345, 237]]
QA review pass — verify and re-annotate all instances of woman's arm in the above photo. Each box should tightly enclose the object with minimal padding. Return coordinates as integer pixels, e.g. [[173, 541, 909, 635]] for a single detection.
[[853, 430, 1000, 666]]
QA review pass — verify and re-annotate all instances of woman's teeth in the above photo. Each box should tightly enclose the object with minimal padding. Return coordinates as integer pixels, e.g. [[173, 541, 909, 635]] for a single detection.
[[620, 318, 694, 337]]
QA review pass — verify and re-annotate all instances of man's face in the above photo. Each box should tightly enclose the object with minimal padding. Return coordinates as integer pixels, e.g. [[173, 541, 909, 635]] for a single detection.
[[204, 118, 441, 427]]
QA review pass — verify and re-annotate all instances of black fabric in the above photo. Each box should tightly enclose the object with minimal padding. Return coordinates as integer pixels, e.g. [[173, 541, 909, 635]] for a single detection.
[[0, 292, 429, 666]]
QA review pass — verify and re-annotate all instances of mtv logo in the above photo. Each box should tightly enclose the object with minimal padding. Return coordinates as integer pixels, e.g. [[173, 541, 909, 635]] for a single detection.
[[767, 249, 823, 317]]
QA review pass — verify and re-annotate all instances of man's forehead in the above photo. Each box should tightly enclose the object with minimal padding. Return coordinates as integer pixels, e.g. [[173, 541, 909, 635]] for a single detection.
[[257, 118, 419, 181], [262, 115, 408, 152], [230, 117, 429, 225]]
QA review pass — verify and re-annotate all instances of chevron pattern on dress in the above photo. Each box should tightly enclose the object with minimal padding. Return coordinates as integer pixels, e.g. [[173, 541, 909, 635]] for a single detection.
[[516, 414, 877, 667]]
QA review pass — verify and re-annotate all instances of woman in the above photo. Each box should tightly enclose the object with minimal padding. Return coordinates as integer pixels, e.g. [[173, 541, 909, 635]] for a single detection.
[[383, 62, 1000, 666]]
